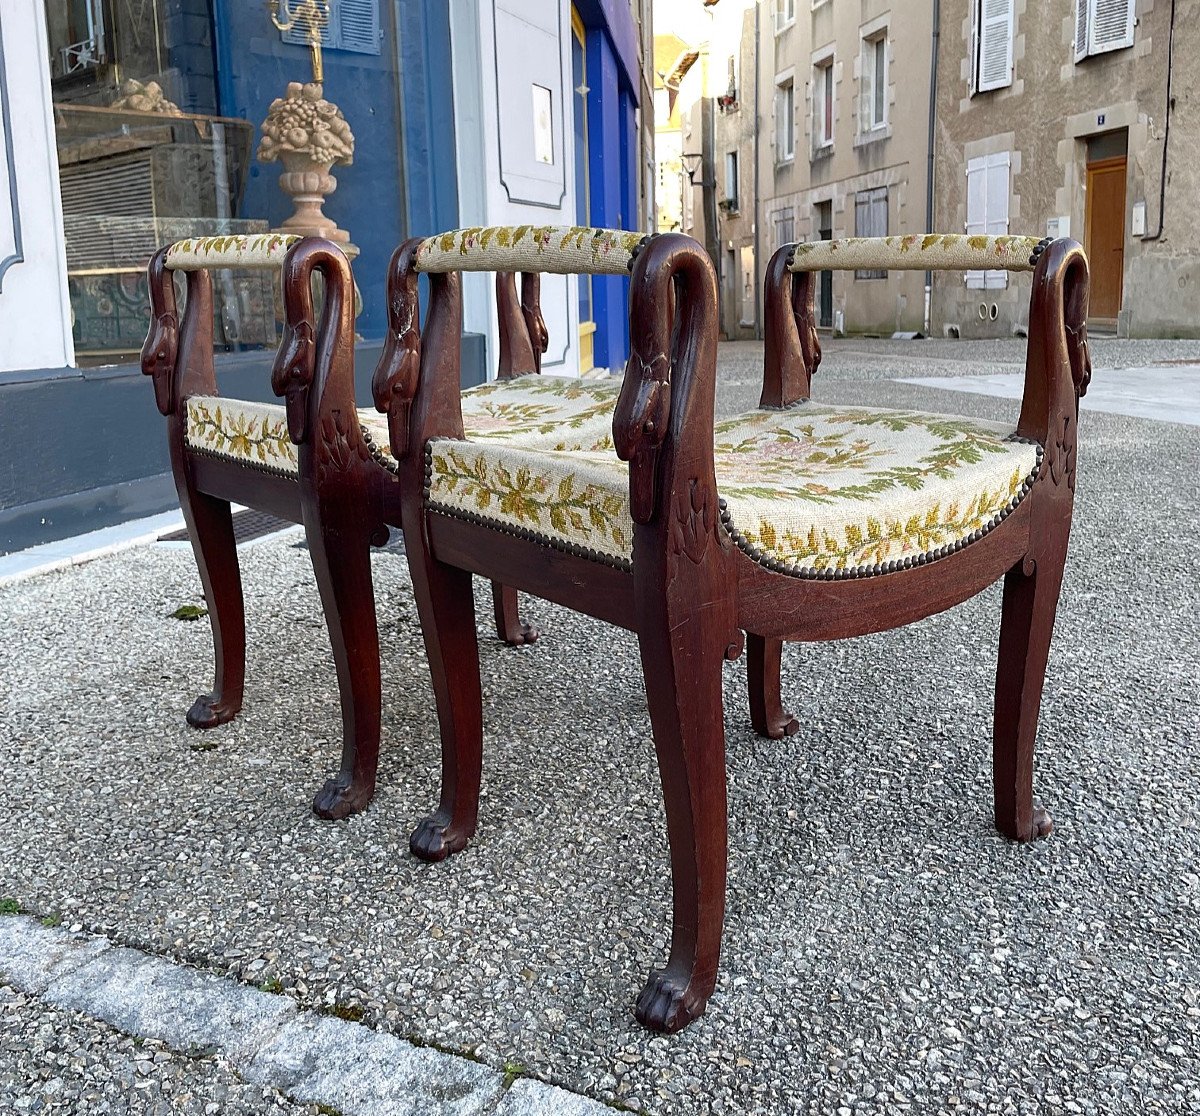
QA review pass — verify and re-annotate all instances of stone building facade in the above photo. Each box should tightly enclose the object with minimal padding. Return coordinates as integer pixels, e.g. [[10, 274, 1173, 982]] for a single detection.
[[656, 0, 759, 340], [706, 2, 760, 340], [756, 0, 935, 335], [932, 0, 1197, 338]]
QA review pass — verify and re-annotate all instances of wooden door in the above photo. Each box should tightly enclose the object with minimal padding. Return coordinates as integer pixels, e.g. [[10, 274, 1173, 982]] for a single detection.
[[1085, 156, 1126, 320]]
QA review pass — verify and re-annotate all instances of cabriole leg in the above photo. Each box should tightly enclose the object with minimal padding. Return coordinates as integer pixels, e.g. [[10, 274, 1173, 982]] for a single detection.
[[408, 552, 483, 862], [993, 552, 1065, 842], [635, 601, 729, 1032], [175, 469, 245, 730], [490, 580, 539, 646], [746, 633, 799, 739], [306, 501, 382, 821]]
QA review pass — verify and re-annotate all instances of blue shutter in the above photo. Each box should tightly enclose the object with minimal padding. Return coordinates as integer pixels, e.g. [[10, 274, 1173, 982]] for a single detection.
[[281, 6, 334, 50], [281, 0, 380, 56], [335, 0, 380, 55]]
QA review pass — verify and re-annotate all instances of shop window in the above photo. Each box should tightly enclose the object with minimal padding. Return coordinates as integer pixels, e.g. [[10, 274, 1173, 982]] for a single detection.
[[39, 0, 408, 364]]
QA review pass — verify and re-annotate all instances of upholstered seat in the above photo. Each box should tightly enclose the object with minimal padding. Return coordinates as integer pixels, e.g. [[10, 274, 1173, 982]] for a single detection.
[[184, 373, 621, 476], [425, 403, 1043, 576]]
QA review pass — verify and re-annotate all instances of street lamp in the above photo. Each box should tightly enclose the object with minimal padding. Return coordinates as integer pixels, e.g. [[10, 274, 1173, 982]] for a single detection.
[[678, 152, 705, 236]]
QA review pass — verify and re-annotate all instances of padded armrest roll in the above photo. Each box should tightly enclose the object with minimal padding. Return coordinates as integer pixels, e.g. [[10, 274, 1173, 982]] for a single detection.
[[414, 226, 646, 276], [786, 234, 1045, 274], [164, 233, 305, 271]]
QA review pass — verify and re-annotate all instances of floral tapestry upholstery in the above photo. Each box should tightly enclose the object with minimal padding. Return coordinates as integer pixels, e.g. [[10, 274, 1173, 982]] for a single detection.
[[787, 234, 1044, 273], [414, 226, 644, 276], [426, 404, 1044, 576], [458, 375, 620, 451], [183, 374, 620, 476], [165, 233, 302, 272]]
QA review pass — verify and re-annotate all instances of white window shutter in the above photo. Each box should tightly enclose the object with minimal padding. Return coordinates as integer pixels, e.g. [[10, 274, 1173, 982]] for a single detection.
[[1089, 0, 1134, 55], [977, 0, 1014, 92], [965, 156, 987, 288], [1075, 0, 1089, 61], [984, 152, 1010, 288], [970, 0, 980, 94]]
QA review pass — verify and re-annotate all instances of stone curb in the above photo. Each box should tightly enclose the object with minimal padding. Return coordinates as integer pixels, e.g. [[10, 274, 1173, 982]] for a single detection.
[[0, 915, 615, 1116]]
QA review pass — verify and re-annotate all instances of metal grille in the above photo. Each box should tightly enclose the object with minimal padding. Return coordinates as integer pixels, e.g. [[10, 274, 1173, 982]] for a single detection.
[[60, 156, 156, 270], [158, 509, 294, 545]]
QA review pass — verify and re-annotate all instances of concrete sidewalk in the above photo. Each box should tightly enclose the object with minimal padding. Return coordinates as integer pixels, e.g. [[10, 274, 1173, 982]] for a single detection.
[[0, 915, 602, 1115], [1, 338, 1198, 1114]]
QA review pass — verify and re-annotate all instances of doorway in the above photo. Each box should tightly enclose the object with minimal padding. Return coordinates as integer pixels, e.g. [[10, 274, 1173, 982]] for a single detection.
[[1084, 132, 1127, 324], [815, 200, 833, 329], [724, 248, 737, 338]]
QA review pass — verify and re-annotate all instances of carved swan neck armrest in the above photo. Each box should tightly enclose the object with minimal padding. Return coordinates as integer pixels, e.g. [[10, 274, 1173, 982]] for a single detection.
[[142, 235, 354, 430]]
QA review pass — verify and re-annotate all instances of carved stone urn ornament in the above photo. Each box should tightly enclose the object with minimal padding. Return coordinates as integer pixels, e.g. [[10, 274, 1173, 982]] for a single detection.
[[258, 81, 356, 252], [258, 1, 356, 254]]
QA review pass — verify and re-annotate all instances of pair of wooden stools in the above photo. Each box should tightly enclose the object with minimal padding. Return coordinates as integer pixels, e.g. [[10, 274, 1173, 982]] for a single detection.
[[143, 227, 1090, 1031]]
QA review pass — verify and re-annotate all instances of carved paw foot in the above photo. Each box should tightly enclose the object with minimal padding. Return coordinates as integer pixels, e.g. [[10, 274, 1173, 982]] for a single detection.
[[761, 710, 800, 740], [1000, 800, 1054, 843], [186, 692, 241, 729], [634, 969, 709, 1033], [1028, 801, 1054, 841], [312, 776, 375, 821], [409, 811, 472, 862], [501, 619, 540, 646]]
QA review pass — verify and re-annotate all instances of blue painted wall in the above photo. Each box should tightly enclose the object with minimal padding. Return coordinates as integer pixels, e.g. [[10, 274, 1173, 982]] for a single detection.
[[208, 0, 458, 339]]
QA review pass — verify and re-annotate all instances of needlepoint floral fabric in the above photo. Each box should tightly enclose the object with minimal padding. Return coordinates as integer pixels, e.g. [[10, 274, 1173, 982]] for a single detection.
[[415, 226, 645, 276], [787, 234, 1044, 274], [165, 233, 302, 271], [183, 374, 619, 475], [426, 404, 1043, 575], [459, 375, 619, 451]]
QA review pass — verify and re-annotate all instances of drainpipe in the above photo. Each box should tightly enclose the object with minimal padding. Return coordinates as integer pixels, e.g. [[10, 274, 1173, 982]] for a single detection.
[[1142, 0, 1176, 242], [753, 1, 762, 339], [924, 0, 940, 335]]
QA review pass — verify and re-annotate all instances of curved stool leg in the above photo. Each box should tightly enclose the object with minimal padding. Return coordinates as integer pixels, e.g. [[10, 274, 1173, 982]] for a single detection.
[[490, 580, 539, 646], [174, 465, 245, 730], [635, 599, 728, 1033], [306, 501, 381, 821], [408, 552, 484, 862], [746, 634, 799, 739], [993, 550, 1064, 842]]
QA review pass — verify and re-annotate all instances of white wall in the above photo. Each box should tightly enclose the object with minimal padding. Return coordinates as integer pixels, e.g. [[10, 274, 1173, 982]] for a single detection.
[[0, 1, 73, 372], [450, 0, 581, 378]]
